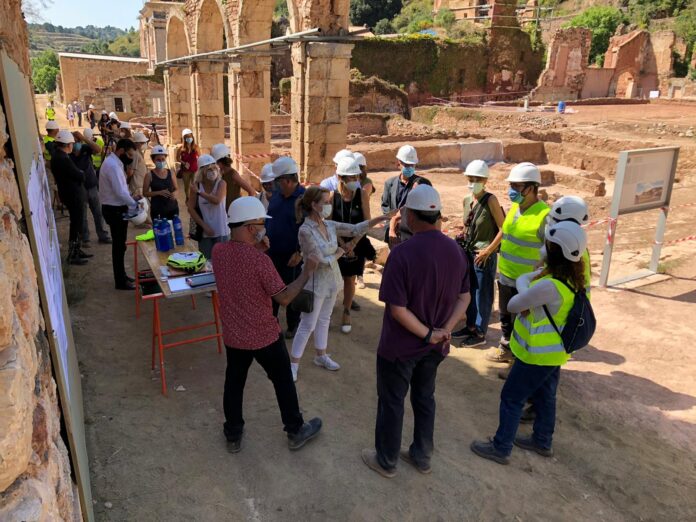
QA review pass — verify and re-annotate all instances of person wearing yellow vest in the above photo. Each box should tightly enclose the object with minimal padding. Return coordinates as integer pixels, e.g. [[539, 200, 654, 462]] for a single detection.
[[485, 162, 550, 364], [545, 196, 591, 290], [43, 120, 60, 161], [471, 221, 588, 464], [45, 103, 56, 121]]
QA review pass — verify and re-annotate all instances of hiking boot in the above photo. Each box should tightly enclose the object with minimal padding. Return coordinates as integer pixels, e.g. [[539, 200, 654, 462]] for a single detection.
[[486, 346, 514, 364], [287, 417, 322, 450], [470, 439, 510, 465], [519, 404, 536, 424], [514, 435, 553, 457], [313, 354, 340, 371], [461, 332, 486, 348], [362, 449, 396, 478], [400, 449, 432, 474]]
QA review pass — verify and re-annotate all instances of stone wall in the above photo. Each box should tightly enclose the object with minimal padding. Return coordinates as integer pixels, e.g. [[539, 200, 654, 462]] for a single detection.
[[349, 75, 409, 116], [532, 28, 592, 102], [0, 2, 80, 520], [90, 76, 166, 118]]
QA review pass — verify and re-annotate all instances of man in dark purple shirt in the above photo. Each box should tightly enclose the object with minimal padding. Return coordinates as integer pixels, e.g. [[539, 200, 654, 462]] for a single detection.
[[362, 185, 470, 478]]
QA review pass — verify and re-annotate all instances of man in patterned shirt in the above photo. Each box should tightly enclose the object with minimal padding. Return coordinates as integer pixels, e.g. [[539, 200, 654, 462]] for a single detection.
[[213, 196, 322, 453]]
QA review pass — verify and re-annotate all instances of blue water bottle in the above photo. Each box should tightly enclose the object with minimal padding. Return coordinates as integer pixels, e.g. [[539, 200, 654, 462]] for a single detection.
[[154, 219, 165, 252], [161, 219, 173, 251], [173, 215, 184, 246]]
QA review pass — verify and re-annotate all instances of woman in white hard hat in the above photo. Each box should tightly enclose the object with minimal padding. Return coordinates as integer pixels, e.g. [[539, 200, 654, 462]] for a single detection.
[[258, 163, 276, 211], [129, 131, 150, 199], [331, 156, 377, 333], [176, 128, 200, 203], [67, 103, 75, 128], [290, 186, 394, 382], [352, 151, 375, 288], [320, 149, 354, 191], [143, 145, 179, 221], [547, 196, 591, 289], [452, 160, 505, 348], [471, 221, 588, 465], [119, 121, 133, 140], [188, 154, 228, 261]]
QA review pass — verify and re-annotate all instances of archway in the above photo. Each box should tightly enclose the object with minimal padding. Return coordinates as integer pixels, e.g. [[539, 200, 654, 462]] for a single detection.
[[164, 16, 191, 146]]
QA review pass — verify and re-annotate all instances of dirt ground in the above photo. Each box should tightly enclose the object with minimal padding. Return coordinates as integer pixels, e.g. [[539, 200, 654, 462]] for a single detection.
[[42, 98, 696, 520]]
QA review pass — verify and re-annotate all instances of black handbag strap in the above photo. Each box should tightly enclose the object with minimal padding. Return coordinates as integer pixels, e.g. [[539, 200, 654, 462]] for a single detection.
[[543, 305, 562, 339]]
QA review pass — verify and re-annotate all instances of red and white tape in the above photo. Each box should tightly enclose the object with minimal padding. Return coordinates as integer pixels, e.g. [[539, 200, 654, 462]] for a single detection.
[[659, 234, 696, 246]]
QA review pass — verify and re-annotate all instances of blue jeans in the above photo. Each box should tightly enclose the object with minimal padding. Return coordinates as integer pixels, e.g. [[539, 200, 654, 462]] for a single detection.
[[465, 254, 497, 335], [493, 359, 560, 456]]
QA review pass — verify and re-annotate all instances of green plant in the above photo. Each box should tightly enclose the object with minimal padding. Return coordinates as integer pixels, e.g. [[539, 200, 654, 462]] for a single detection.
[[434, 8, 456, 31], [350, 0, 403, 28], [31, 49, 59, 93], [627, 0, 689, 27], [374, 18, 396, 35], [274, 0, 289, 19], [566, 6, 627, 65], [393, 0, 434, 33]]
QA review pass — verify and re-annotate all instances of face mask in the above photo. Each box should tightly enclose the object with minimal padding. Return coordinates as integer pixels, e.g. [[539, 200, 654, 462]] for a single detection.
[[468, 182, 484, 194], [253, 226, 266, 243], [346, 181, 361, 192], [185, 137, 193, 144], [119, 154, 133, 167], [206, 170, 218, 181], [321, 204, 333, 219], [402, 166, 415, 178], [155, 161, 166, 170], [508, 188, 524, 204], [73, 142, 82, 153]]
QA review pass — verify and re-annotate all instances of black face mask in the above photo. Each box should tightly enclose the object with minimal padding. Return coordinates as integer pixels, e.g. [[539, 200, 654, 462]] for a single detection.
[[119, 154, 133, 167]]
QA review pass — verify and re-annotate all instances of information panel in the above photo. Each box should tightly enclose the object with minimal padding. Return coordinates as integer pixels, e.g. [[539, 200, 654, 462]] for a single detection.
[[613, 147, 678, 215]]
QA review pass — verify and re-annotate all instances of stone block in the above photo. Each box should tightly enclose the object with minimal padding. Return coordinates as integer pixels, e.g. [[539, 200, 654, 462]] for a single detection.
[[240, 97, 270, 119], [240, 121, 266, 144], [502, 140, 547, 164]]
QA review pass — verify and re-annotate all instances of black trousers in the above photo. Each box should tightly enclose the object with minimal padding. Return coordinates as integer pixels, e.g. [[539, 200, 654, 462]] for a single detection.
[[375, 350, 445, 471], [65, 198, 85, 243], [102, 204, 129, 285], [223, 335, 304, 439], [270, 254, 301, 332], [497, 281, 519, 343]]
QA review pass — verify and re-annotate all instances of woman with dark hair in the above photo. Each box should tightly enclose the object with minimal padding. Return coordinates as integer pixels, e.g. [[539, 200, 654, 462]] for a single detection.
[[176, 128, 200, 203], [471, 220, 588, 465], [143, 145, 179, 221], [289, 186, 392, 383]]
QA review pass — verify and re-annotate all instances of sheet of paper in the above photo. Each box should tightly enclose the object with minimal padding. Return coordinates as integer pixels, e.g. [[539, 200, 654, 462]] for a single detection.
[[167, 277, 191, 293]]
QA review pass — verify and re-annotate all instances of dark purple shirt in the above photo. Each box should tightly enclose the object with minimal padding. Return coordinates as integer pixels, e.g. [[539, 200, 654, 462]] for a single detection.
[[378, 230, 470, 362]]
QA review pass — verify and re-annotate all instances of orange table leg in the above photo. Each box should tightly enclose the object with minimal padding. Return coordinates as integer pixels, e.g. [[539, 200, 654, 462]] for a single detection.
[[191, 295, 197, 310], [151, 299, 158, 370], [153, 297, 167, 396], [212, 291, 222, 355]]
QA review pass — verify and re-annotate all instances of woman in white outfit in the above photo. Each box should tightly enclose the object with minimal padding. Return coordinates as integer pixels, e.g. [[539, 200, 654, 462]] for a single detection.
[[290, 186, 393, 382], [188, 154, 228, 262]]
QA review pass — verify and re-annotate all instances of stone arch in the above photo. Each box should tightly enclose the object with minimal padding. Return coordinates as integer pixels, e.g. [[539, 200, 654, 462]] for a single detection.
[[164, 15, 192, 144]]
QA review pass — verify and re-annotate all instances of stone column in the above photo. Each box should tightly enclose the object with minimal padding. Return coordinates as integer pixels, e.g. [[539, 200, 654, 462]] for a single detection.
[[191, 62, 225, 150], [164, 66, 192, 147], [291, 42, 353, 183], [229, 55, 272, 177]]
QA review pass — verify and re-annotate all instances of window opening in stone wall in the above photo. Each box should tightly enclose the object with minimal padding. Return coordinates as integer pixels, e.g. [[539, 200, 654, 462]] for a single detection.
[[114, 97, 124, 112]]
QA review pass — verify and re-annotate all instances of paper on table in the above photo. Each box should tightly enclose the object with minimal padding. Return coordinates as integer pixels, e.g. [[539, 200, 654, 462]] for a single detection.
[[168, 277, 192, 293]]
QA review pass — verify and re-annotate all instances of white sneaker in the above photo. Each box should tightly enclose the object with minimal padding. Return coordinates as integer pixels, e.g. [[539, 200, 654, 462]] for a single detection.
[[313, 354, 340, 371], [291, 363, 299, 382], [341, 324, 352, 334], [357, 276, 366, 289]]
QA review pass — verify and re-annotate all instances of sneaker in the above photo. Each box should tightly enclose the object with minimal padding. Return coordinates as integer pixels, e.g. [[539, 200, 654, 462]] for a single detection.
[[470, 439, 510, 465], [362, 449, 396, 478], [514, 435, 553, 457], [461, 332, 486, 348], [486, 346, 514, 364], [290, 363, 299, 383], [287, 417, 322, 450], [452, 327, 473, 341], [399, 448, 432, 474], [357, 276, 366, 289], [313, 354, 340, 371], [341, 309, 352, 334]]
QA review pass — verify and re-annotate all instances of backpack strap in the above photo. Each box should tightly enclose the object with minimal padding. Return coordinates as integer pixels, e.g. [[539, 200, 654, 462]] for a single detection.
[[543, 305, 563, 339]]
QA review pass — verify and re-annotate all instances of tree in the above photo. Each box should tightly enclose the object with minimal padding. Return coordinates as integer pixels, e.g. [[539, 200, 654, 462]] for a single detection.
[[567, 6, 627, 64], [374, 18, 396, 35], [393, 0, 434, 33], [31, 50, 60, 93], [274, 0, 289, 20], [108, 30, 140, 57], [628, 0, 689, 27], [434, 8, 456, 31], [350, 0, 403, 29]]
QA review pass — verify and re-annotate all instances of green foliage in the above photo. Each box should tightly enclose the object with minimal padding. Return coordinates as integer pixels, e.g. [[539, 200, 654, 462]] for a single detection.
[[279, 77, 291, 96], [108, 30, 140, 57], [30, 23, 125, 41], [350, 0, 403, 28], [274, 0, 289, 20], [393, 0, 434, 33], [523, 20, 544, 54], [31, 50, 59, 93], [567, 6, 627, 64], [434, 8, 456, 31], [675, 4, 696, 45], [628, 0, 689, 27], [374, 18, 396, 35]]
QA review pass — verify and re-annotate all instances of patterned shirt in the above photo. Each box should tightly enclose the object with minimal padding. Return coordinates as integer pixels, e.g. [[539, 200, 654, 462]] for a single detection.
[[212, 241, 286, 350]]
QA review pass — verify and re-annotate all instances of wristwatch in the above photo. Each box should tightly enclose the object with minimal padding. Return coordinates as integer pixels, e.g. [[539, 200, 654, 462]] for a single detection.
[[423, 328, 434, 344]]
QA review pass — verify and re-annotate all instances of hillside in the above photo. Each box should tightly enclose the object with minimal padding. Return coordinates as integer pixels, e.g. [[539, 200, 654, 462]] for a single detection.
[[28, 23, 136, 56]]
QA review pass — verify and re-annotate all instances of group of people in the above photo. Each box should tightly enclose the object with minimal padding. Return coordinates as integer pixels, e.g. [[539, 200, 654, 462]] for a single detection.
[[63, 100, 98, 129]]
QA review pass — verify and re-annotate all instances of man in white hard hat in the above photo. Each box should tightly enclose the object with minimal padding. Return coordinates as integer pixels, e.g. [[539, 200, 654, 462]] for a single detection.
[[51, 130, 92, 265], [70, 128, 110, 245], [266, 156, 305, 339], [87, 104, 96, 129], [213, 196, 323, 453], [320, 149, 355, 191], [43, 120, 60, 163], [381, 144, 432, 248], [363, 185, 470, 478], [258, 163, 276, 211], [129, 131, 150, 199], [484, 162, 550, 365], [210, 143, 258, 210]]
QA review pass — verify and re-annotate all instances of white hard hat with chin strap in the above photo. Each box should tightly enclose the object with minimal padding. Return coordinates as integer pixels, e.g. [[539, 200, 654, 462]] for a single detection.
[[545, 221, 587, 262], [396, 145, 418, 165]]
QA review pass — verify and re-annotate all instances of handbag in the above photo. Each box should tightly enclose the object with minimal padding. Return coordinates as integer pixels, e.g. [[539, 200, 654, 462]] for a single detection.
[[290, 273, 315, 314]]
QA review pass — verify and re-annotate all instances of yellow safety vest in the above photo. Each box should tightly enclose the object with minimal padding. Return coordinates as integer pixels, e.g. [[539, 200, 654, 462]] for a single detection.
[[43, 135, 55, 161], [498, 201, 550, 280], [582, 249, 591, 290], [92, 136, 104, 169], [46, 107, 56, 120], [510, 276, 574, 366]]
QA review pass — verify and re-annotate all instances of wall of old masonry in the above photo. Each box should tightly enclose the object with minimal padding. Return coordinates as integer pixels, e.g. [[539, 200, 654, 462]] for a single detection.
[[0, 2, 80, 520]]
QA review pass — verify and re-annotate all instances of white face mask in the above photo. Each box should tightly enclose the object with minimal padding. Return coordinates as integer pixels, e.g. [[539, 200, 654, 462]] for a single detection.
[[320, 204, 332, 219], [206, 170, 218, 181], [468, 182, 485, 194], [346, 181, 361, 192], [254, 226, 266, 243]]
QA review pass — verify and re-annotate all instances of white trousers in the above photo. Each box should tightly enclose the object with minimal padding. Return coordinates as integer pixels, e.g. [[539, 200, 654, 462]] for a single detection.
[[291, 290, 338, 359]]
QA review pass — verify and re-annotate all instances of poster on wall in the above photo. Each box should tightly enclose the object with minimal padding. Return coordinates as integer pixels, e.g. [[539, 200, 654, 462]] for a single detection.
[[614, 147, 679, 215]]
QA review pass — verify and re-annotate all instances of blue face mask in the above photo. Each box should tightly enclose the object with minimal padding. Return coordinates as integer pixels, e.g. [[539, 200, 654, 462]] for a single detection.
[[73, 142, 82, 153], [402, 166, 416, 178], [155, 161, 166, 170], [508, 188, 524, 203], [185, 137, 193, 144]]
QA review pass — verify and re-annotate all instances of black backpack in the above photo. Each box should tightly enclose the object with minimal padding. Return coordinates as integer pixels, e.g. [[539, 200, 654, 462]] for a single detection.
[[543, 280, 596, 354]]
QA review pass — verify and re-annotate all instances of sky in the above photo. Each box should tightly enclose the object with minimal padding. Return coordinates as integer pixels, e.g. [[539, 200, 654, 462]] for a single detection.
[[26, 0, 144, 30]]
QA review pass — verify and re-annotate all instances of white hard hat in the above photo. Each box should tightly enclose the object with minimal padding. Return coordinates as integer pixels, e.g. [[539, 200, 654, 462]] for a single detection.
[[45, 120, 60, 130], [405, 184, 441, 212], [464, 159, 489, 178], [108, 111, 118, 120], [102, 110, 108, 115], [336, 156, 362, 176], [88, 104, 95, 109], [396, 144, 418, 165], [545, 221, 586, 262], [228, 196, 272, 224], [182, 128, 193, 138], [332, 149, 353, 164], [151, 145, 168, 156], [133, 131, 148, 143], [507, 162, 541, 184], [260, 163, 276, 183], [272, 156, 299, 177], [55, 130, 75, 144], [211, 143, 231, 161], [127, 198, 150, 226], [197, 154, 216, 169], [550, 195, 589, 225], [120, 121, 132, 129], [353, 152, 367, 167], [83, 128, 94, 140]]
